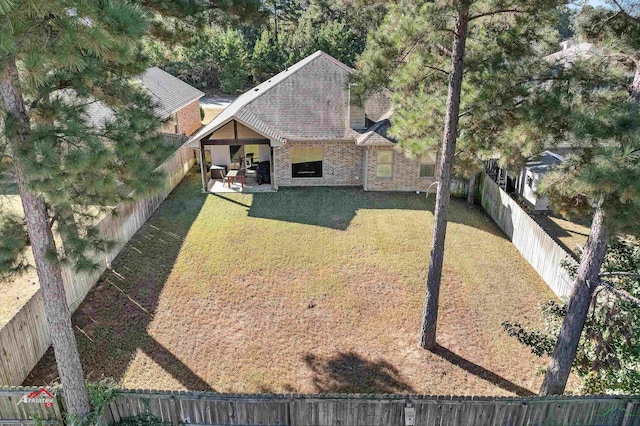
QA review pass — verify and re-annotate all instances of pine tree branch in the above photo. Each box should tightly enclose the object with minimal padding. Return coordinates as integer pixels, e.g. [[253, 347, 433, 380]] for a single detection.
[[436, 43, 452, 58], [594, 279, 640, 306], [599, 272, 640, 279], [424, 65, 449, 75], [469, 8, 524, 21], [610, 0, 640, 24]]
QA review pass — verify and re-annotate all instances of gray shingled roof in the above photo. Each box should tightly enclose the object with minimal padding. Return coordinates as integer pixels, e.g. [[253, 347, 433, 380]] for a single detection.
[[188, 51, 394, 147], [527, 151, 565, 174], [364, 90, 393, 123], [140, 67, 204, 119], [81, 67, 204, 129], [82, 99, 116, 130], [356, 110, 395, 146]]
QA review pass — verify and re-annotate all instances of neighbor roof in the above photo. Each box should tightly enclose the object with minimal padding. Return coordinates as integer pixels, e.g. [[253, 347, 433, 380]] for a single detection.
[[188, 51, 394, 147], [140, 67, 204, 119], [545, 41, 601, 65], [81, 67, 204, 130], [527, 150, 565, 174]]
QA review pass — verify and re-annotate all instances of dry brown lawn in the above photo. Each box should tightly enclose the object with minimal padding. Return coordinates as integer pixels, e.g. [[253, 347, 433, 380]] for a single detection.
[[24, 171, 577, 395], [201, 106, 225, 125], [533, 214, 591, 258]]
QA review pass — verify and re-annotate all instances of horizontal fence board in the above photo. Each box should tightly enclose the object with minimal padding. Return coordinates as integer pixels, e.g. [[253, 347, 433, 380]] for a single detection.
[[0, 138, 194, 386]]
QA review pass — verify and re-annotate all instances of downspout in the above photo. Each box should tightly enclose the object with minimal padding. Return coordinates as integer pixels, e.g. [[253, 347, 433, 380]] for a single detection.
[[272, 141, 278, 190], [363, 147, 368, 191]]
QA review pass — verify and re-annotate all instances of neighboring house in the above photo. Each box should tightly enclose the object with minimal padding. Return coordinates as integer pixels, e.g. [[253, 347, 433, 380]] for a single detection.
[[186, 51, 438, 192], [85, 67, 204, 136], [516, 151, 565, 211], [141, 67, 204, 136], [545, 41, 600, 64]]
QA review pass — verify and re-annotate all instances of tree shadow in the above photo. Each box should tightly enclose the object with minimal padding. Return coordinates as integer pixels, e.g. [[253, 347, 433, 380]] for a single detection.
[[213, 193, 251, 209], [248, 187, 506, 238], [23, 171, 213, 391], [433, 344, 535, 396], [532, 214, 584, 259], [303, 352, 415, 394]]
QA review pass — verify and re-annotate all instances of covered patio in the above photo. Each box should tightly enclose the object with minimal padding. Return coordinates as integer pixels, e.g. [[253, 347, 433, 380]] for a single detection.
[[188, 118, 278, 194]]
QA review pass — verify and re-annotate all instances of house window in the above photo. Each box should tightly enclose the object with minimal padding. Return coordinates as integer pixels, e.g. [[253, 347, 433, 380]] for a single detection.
[[420, 152, 437, 177], [291, 146, 323, 178], [376, 150, 393, 178]]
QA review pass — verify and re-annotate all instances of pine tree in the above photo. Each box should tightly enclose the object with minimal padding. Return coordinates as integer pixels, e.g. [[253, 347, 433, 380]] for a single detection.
[[215, 28, 252, 93], [535, 2, 640, 395], [353, 0, 564, 350], [0, 0, 244, 417], [252, 29, 288, 82], [504, 237, 640, 394]]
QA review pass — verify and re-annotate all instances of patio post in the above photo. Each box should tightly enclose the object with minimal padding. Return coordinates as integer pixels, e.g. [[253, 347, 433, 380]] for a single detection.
[[199, 144, 207, 192]]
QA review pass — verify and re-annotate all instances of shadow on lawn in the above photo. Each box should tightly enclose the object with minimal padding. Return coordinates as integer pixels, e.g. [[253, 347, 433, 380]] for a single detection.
[[532, 214, 587, 259], [433, 345, 535, 396], [248, 187, 501, 235], [23, 172, 212, 391], [304, 352, 415, 394]]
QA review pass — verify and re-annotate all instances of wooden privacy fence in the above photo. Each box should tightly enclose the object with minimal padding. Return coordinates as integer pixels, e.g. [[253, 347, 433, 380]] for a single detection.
[[478, 172, 576, 298], [0, 387, 63, 426], [2, 387, 640, 426], [0, 139, 196, 387]]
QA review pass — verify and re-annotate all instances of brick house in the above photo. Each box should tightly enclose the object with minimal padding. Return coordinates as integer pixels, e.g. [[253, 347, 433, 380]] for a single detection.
[[186, 51, 438, 192], [140, 67, 204, 136], [86, 67, 204, 136]]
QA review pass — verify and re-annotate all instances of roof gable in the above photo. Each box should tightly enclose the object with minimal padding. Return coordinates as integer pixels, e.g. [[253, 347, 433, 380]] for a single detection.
[[188, 51, 395, 147], [81, 67, 204, 129], [241, 53, 356, 141], [140, 67, 204, 119]]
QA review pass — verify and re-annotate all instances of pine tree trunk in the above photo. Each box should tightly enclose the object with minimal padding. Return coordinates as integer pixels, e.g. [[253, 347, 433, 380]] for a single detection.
[[466, 172, 477, 205], [539, 194, 607, 395], [0, 61, 91, 418], [419, 3, 470, 350]]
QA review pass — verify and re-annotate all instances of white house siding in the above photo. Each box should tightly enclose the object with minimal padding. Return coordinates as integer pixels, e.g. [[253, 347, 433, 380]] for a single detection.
[[210, 145, 231, 169], [274, 141, 364, 186], [519, 168, 551, 211]]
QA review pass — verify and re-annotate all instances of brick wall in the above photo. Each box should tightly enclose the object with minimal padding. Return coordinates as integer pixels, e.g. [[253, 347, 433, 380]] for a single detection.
[[159, 118, 177, 134], [364, 146, 437, 192], [274, 141, 364, 187], [176, 100, 202, 135], [159, 99, 202, 136]]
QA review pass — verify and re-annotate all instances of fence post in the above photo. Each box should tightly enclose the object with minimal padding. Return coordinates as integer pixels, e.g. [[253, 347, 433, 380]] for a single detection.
[[52, 391, 65, 425], [516, 401, 528, 426], [169, 395, 179, 426], [621, 401, 635, 426], [286, 396, 294, 426]]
